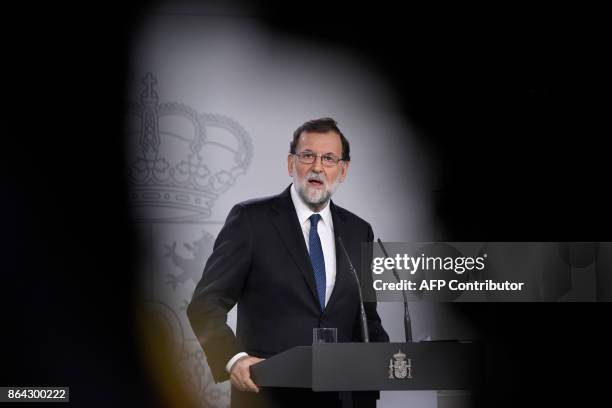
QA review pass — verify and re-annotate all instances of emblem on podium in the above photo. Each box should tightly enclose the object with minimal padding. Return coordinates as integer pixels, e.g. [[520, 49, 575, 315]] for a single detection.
[[389, 350, 412, 379]]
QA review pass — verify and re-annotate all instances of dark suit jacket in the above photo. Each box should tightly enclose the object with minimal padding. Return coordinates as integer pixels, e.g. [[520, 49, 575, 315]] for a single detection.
[[187, 186, 389, 404]]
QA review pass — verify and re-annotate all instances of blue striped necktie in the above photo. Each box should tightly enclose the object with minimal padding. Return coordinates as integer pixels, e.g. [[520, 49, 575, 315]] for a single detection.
[[308, 214, 326, 311]]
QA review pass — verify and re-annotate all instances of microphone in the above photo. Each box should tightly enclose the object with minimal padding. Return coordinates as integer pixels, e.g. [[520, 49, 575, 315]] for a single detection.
[[377, 238, 414, 343], [336, 236, 369, 343]]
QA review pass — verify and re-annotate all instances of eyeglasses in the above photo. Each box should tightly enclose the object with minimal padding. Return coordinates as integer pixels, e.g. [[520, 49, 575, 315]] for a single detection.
[[294, 151, 343, 167]]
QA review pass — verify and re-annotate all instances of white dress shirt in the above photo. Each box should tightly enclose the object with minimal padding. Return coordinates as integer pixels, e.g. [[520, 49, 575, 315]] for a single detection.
[[225, 184, 338, 373], [289, 183, 337, 307]]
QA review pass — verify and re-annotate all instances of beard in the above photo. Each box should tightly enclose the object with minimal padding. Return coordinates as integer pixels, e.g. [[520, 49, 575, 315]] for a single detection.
[[292, 162, 341, 210]]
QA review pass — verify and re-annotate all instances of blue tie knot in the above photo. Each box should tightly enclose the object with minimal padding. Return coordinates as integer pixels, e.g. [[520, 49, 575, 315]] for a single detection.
[[309, 213, 322, 229]]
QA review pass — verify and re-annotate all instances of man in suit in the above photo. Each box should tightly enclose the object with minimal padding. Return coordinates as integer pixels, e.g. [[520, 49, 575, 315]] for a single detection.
[[187, 117, 389, 407]]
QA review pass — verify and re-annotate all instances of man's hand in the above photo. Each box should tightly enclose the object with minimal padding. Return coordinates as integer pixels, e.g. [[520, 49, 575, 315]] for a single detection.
[[229, 355, 264, 393]]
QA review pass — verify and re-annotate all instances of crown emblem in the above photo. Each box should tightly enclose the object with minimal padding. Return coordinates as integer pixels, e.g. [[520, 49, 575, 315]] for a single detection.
[[126, 73, 253, 222], [389, 349, 412, 379]]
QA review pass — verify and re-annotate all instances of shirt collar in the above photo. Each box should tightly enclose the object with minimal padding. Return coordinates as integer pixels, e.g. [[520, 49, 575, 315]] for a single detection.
[[290, 183, 333, 228]]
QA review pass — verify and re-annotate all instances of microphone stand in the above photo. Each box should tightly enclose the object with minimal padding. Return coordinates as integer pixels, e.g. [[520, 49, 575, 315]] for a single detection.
[[377, 238, 413, 343], [336, 236, 369, 343]]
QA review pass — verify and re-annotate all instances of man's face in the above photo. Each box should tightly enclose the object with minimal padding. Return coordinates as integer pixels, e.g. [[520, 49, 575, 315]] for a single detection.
[[288, 131, 349, 211]]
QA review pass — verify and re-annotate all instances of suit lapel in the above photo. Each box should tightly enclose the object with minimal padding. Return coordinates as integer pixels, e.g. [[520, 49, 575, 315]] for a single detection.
[[271, 187, 320, 305]]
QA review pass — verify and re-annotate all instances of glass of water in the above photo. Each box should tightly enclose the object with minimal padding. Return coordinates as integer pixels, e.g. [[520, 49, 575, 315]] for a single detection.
[[313, 327, 337, 343]]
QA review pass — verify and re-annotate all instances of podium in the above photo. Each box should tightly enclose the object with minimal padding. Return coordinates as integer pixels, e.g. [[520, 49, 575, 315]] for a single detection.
[[250, 342, 483, 392]]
